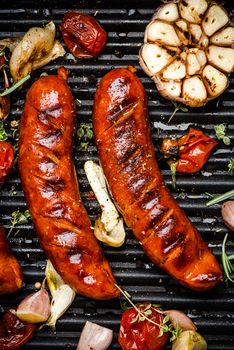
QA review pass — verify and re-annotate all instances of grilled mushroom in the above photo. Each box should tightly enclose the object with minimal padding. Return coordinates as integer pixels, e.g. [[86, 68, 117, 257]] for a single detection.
[[140, 0, 234, 107]]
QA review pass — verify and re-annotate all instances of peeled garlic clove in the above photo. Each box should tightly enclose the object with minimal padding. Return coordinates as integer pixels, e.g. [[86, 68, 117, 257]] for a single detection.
[[77, 321, 113, 350], [202, 5, 228, 37], [16, 286, 51, 323], [190, 24, 202, 44], [187, 53, 201, 75], [146, 20, 180, 47], [206, 45, 234, 73], [140, 43, 179, 76], [45, 259, 64, 297], [94, 217, 125, 248], [162, 58, 186, 80], [183, 76, 207, 107], [153, 3, 179, 22], [221, 201, 234, 231], [172, 330, 207, 350], [179, 0, 208, 24], [202, 65, 228, 97], [163, 310, 197, 331], [210, 27, 234, 47]]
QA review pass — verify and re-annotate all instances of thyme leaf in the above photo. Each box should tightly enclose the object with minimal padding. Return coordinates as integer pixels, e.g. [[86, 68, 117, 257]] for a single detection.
[[77, 123, 93, 150], [0, 121, 8, 140], [228, 159, 234, 175], [7, 209, 31, 237], [214, 124, 230, 146]]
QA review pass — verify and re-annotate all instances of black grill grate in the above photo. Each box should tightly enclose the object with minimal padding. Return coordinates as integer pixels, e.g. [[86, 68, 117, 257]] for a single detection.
[[0, 1, 234, 349]]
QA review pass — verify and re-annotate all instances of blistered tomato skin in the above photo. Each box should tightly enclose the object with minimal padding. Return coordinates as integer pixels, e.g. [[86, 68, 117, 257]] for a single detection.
[[118, 305, 169, 350], [0, 311, 36, 350], [61, 11, 107, 59], [0, 141, 14, 186]]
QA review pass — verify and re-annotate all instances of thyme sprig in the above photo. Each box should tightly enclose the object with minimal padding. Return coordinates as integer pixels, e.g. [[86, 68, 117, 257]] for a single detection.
[[7, 209, 31, 237], [77, 123, 93, 150], [221, 234, 234, 285], [228, 159, 234, 175], [116, 284, 182, 342], [0, 74, 30, 97], [167, 101, 188, 124], [0, 121, 8, 140]]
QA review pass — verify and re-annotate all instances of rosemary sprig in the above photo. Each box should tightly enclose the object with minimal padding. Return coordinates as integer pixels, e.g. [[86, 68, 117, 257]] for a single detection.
[[116, 284, 182, 341], [206, 189, 234, 206], [0, 74, 30, 97], [221, 234, 234, 284], [167, 101, 188, 124], [7, 209, 31, 237]]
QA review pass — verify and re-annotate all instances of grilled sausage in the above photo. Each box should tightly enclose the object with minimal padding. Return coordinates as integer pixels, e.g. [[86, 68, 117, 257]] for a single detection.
[[0, 224, 22, 294], [19, 67, 119, 300], [93, 68, 223, 291]]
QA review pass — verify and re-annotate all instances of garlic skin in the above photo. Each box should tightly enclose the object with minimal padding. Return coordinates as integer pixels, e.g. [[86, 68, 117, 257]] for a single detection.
[[172, 330, 207, 350], [77, 321, 113, 350], [16, 286, 51, 323], [163, 310, 197, 331], [44, 260, 76, 329], [139, 0, 234, 107], [221, 201, 234, 231]]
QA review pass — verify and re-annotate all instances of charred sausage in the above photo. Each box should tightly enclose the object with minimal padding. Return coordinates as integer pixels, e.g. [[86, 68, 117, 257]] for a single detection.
[[19, 67, 119, 300], [0, 224, 22, 294], [93, 68, 223, 291]]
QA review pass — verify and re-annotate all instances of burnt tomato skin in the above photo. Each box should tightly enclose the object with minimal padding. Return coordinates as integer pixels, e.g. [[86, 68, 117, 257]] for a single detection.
[[61, 11, 107, 59], [118, 305, 169, 350]]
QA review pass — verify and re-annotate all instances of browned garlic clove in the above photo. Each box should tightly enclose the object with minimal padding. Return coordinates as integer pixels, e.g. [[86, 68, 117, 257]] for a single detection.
[[202, 65, 228, 97], [202, 5, 228, 37], [179, 0, 208, 24], [153, 3, 179, 22], [221, 201, 234, 231], [163, 310, 197, 331]]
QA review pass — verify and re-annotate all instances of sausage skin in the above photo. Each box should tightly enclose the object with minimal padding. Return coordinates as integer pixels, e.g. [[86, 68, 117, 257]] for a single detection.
[[0, 224, 22, 294], [93, 68, 223, 291], [19, 68, 119, 300]]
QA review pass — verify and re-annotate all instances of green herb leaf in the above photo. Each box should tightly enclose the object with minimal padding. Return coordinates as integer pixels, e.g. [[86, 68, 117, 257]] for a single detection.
[[214, 124, 230, 145], [77, 127, 85, 138], [86, 128, 93, 139], [0, 121, 8, 140], [228, 159, 234, 175], [0, 74, 30, 97], [7, 209, 31, 237]]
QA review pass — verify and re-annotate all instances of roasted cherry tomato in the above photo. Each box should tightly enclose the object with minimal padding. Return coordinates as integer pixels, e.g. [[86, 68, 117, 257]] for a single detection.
[[0, 310, 37, 350], [61, 11, 107, 59], [0, 141, 14, 186], [161, 128, 218, 173], [118, 304, 169, 350]]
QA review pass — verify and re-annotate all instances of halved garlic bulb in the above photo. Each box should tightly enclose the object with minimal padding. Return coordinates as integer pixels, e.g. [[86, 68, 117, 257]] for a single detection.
[[139, 0, 234, 107]]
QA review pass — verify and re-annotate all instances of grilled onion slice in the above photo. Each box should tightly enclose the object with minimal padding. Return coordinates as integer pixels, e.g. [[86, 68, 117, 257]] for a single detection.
[[140, 0, 234, 107]]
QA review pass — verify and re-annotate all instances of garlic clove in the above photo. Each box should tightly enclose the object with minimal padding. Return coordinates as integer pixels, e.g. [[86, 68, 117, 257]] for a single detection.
[[45, 260, 76, 329], [172, 330, 207, 350], [202, 65, 228, 97], [146, 20, 181, 47], [77, 321, 113, 350], [140, 43, 180, 76], [182, 76, 207, 107], [179, 0, 208, 24], [162, 58, 186, 80], [155, 77, 182, 100], [153, 3, 179, 22], [190, 24, 202, 44], [94, 217, 125, 248], [206, 45, 234, 73], [45, 284, 76, 329], [187, 53, 201, 75], [175, 20, 190, 45], [221, 201, 234, 231], [16, 286, 51, 323], [202, 5, 228, 37], [163, 310, 197, 331], [210, 27, 234, 47]]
